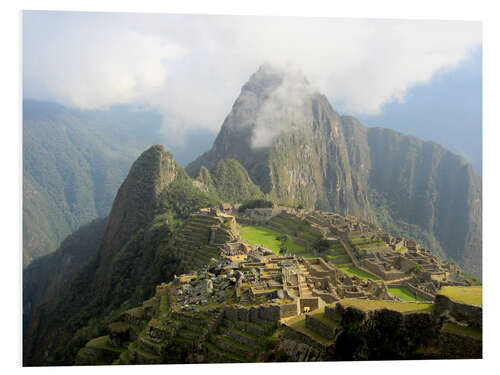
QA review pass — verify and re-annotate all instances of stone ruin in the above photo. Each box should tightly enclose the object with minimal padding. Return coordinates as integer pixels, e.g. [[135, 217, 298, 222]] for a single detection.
[[264, 209, 469, 301]]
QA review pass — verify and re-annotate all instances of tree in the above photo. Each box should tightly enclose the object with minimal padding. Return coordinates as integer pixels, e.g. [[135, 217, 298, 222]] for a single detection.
[[313, 238, 330, 253]]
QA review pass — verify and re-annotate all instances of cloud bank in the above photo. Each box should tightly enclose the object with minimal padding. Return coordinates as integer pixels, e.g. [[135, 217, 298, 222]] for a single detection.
[[23, 11, 482, 141]]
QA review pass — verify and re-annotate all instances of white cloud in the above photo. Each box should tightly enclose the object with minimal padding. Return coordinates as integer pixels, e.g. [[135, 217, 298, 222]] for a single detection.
[[23, 12, 482, 137]]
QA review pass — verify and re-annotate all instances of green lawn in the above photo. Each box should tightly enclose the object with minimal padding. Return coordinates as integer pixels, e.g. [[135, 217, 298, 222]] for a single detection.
[[337, 264, 380, 280], [438, 286, 482, 306], [338, 299, 433, 313], [389, 287, 429, 302], [240, 225, 307, 254]]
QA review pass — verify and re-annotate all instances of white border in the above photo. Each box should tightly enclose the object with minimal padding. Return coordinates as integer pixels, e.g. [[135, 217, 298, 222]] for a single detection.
[[2, 1, 498, 375]]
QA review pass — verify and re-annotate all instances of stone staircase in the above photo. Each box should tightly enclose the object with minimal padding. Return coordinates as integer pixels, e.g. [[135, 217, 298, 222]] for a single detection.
[[298, 265, 313, 297]]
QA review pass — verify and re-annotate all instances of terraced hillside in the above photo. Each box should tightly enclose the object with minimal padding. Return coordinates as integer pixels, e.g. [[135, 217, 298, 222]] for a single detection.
[[172, 210, 238, 271], [76, 279, 482, 364], [76, 280, 281, 365]]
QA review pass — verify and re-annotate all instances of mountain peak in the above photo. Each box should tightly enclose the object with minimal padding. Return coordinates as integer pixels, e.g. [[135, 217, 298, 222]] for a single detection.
[[220, 63, 317, 149], [242, 63, 310, 96], [97, 144, 180, 267]]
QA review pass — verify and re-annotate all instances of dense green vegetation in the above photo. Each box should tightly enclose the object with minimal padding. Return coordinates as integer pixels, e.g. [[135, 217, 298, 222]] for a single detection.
[[210, 159, 263, 203], [160, 174, 220, 222]]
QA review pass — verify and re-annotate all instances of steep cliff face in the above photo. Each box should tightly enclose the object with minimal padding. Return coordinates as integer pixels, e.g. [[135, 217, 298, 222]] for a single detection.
[[187, 64, 481, 275]]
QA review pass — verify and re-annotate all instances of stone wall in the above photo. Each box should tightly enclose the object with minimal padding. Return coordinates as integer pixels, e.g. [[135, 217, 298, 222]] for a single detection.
[[280, 302, 299, 318], [397, 255, 418, 273], [224, 304, 281, 324], [405, 283, 435, 301], [304, 258, 336, 281], [360, 259, 406, 281], [311, 289, 338, 304], [433, 294, 482, 328], [305, 315, 338, 341], [299, 297, 321, 313]]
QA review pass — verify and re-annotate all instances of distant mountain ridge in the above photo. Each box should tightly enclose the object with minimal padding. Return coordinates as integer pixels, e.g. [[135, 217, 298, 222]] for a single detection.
[[22, 100, 215, 266], [187, 64, 482, 275]]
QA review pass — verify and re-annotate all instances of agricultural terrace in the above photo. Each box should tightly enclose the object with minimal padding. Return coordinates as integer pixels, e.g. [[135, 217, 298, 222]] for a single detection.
[[338, 298, 433, 313], [438, 286, 482, 306], [389, 287, 428, 302], [349, 236, 387, 249]]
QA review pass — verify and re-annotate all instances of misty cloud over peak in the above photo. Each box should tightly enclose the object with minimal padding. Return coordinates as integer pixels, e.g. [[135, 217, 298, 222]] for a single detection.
[[218, 62, 318, 148]]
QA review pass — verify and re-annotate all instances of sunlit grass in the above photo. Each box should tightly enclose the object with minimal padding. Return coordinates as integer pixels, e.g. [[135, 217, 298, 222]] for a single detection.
[[338, 298, 433, 313], [240, 225, 306, 254], [438, 286, 482, 306], [389, 287, 428, 302]]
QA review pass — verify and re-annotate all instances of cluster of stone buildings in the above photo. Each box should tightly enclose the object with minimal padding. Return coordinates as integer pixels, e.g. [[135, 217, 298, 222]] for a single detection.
[[255, 209, 470, 301], [170, 246, 395, 320], [172, 206, 469, 308]]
